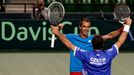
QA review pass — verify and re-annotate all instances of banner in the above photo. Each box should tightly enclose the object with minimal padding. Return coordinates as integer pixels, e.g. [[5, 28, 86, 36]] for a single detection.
[[0, 19, 134, 52]]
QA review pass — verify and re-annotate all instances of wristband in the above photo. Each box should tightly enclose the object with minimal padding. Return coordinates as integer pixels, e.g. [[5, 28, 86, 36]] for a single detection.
[[123, 24, 130, 32]]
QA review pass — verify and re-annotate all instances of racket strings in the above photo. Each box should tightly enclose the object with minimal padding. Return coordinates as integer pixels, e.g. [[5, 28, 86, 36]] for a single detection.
[[49, 4, 64, 25], [114, 4, 130, 22], [50, 8, 61, 25]]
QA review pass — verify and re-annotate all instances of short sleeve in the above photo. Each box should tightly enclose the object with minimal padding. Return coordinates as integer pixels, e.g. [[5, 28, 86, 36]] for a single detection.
[[106, 44, 119, 59], [74, 47, 88, 61], [66, 34, 73, 40]]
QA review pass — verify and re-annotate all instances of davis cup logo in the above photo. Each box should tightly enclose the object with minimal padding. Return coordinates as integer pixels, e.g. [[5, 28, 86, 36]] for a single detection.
[[82, 69, 87, 75]]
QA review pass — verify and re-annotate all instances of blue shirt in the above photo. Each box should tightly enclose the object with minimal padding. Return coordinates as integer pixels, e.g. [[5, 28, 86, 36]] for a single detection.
[[74, 45, 119, 75], [66, 34, 93, 72]]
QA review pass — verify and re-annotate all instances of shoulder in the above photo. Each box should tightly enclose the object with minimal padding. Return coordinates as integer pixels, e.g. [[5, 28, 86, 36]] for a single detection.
[[107, 45, 118, 51], [105, 44, 119, 59], [106, 45, 119, 54], [66, 34, 78, 38], [66, 34, 77, 36], [74, 46, 89, 55]]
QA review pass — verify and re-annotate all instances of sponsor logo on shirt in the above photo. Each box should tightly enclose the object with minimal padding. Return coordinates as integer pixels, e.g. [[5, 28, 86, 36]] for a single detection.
[[82, 69, 87, 75], [88, 40, 91, 43], [90, 57, 106, 66]]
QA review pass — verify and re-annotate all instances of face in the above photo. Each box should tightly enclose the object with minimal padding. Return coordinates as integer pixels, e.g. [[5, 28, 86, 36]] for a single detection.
[[79, 21, 90, 38], [38, 0, 45, 9]]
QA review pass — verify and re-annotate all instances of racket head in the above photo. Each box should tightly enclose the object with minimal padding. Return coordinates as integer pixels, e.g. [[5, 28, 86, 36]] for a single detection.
[[113, 3, 130, 23], [48, 2, 65, 26]]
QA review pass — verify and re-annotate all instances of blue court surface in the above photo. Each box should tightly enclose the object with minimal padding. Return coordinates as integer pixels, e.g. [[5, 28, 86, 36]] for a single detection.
[[0, 52, 133, 75]]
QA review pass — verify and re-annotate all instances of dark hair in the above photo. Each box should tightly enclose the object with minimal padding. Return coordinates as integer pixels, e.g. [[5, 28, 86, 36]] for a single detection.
[[79, 18, 90, 26], [92, 35, 104, 50]]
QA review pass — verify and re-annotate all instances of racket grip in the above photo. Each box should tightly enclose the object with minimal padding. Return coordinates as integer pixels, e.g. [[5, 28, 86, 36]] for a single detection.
[[51, 34, 55, 48]]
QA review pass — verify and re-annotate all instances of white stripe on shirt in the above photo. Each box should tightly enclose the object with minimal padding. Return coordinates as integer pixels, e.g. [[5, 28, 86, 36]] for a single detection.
[[74, 46, 77, 56], [114, 44, 119, 54]]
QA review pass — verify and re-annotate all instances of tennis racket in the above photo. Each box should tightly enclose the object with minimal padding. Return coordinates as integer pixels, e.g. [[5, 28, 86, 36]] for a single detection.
[[48, 2, 65, 48], [113, 3, 134, 41]]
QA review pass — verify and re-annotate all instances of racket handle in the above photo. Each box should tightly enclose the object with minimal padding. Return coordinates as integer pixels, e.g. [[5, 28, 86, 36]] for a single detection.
[[51, 34, 55, 48]]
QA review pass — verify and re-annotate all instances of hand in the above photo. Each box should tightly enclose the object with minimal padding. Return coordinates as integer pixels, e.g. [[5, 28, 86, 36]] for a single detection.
[[124, 18, 132, 26], [58, 23, 64, 30], [51, 25, 60, 35]]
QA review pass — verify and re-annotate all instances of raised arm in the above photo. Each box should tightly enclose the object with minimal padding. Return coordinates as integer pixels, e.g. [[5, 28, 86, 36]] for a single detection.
[[115, 18, 132, 49], [51, 25, 76, 51], [102, 26, 123, 41]]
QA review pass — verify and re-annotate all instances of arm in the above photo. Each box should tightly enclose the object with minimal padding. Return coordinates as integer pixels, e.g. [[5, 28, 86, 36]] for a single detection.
[[115, 30, 128, 49], [51, 25, 76, 51], [115, 18, 132, 49], [102, 26, 123, 41]]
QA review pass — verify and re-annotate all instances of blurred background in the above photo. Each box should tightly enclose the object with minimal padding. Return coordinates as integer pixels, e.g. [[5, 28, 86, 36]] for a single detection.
[[0, 0, 134, 75]]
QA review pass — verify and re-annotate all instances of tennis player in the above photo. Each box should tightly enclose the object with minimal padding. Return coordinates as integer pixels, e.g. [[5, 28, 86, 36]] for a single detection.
[[59, 18, 123, 75], [51, 18, 132, 75]]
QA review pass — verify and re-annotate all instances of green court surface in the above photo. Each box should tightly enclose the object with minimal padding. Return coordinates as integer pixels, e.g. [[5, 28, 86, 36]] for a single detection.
[[0, 52, 133, 75]]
